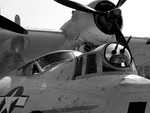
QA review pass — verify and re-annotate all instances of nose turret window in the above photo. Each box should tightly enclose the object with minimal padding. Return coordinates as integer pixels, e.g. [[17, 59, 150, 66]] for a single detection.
[[105, 43, 131, 68]]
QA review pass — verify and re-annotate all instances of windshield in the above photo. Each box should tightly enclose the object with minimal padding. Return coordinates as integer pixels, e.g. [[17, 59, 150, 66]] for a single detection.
[[36, 51, 75, 71]]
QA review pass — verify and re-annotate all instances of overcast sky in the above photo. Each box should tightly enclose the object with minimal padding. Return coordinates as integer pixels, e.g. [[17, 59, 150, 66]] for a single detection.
[[0, 0, 150, 37]]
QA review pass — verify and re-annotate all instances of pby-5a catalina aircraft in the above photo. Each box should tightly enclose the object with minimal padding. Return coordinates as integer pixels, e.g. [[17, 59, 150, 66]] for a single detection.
[[1, 0, 150, 77], [1, 23, 150, 113]]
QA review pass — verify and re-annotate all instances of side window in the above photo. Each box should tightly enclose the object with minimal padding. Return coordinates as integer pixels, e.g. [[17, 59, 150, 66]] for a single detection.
[[74, 57, 83, 78], [85, 54, 97, 74]]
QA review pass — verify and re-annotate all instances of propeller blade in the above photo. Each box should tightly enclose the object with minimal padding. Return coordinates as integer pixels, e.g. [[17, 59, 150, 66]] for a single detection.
[[0, 15, 28, 34], [120, 36, 132, 53], [113, 21, 133, 60], [113, 21, 126, 45], [54, 0, 106, 14], [116, 0, 126, 8]]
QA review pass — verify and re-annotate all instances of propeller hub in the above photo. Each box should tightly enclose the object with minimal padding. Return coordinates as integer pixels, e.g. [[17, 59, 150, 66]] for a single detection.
[[94, 1, 123, 35], [107, 8, 122, 22]]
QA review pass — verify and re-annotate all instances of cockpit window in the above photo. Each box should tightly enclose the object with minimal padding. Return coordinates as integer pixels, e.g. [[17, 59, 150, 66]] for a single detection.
[[86, 54, 97, 74], [36, 51, 75, 71], [105, 43, 131, 68]]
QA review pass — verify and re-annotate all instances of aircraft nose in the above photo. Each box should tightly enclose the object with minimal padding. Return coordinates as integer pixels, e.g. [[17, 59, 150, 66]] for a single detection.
[[118, 74, 150, 93]]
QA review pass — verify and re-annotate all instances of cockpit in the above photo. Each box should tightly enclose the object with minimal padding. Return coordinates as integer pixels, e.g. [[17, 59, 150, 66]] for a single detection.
[[18, 50, 82, 76], [104, 43, 131, 68], [37, 51, 76, 71], [35, 50, 82, 72]]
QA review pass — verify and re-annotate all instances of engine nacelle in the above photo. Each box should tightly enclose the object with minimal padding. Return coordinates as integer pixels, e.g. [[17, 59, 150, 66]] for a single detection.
[[61, 0, 123, 46]]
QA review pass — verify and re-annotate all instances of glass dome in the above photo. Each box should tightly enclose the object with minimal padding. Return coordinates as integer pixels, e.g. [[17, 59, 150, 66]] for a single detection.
[[105, 43, 131, 68]]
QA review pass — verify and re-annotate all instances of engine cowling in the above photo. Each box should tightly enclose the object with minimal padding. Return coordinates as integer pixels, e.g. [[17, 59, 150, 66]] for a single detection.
[[61, 0, 123, 46]]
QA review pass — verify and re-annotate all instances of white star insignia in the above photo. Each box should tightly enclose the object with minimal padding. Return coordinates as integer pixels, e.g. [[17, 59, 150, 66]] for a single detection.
[[0, 86, 29, 113]]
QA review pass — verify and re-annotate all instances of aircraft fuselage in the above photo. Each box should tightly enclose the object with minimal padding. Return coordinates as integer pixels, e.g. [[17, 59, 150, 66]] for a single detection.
[[0, 43, 150, 113]]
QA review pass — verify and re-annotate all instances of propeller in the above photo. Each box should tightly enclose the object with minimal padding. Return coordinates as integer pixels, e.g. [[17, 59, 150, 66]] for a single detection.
[[54, 0, 128, 44], [54, 0, 125, 14], [54, 0, 125, 34], [0, 15, 28, 34], [54, 0, 106, 15], [54, 0, 125, 18]]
